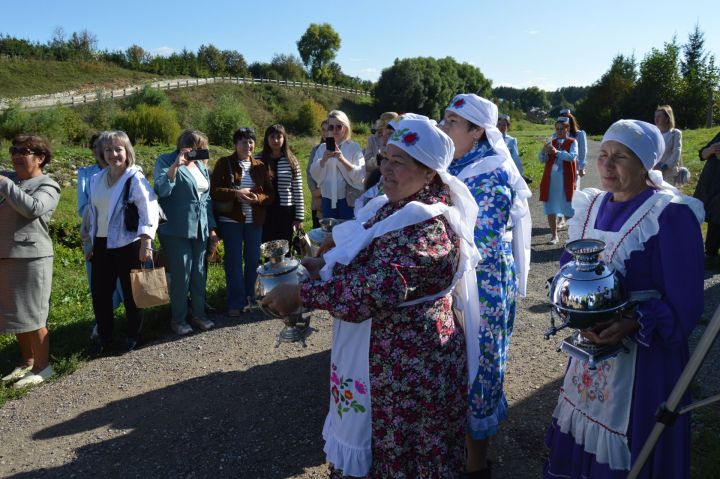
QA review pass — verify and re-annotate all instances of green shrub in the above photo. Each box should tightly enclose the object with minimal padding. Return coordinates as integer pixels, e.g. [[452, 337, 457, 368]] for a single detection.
[[116, 104, 180, 145], [124, 84, 169, 110], [352, 121, 371, 136], [84, 90, 118, 131], [202, 95, 253, 148], [295, 99, 327, 136], [0, 104, 31, 140]]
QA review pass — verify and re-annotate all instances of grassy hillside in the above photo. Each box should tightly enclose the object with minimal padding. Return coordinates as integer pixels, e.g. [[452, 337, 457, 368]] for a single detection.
[[0, 58, 160, 98]]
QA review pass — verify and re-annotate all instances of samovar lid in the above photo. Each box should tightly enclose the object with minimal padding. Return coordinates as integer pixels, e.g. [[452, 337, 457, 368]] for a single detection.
[[257, 257, 301, 277]]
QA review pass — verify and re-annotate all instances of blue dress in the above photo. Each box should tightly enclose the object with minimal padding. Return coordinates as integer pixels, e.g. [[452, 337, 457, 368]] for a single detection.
[[539, 139, 577, 217], [449, 141, 518, 439]]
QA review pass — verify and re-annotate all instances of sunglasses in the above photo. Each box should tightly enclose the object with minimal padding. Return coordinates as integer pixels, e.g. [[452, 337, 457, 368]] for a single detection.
[[9, 146, 37, 156], [326, 124, 343, 131]]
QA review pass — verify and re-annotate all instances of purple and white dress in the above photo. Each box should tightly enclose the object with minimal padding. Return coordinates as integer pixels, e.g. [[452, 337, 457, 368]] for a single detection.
[[544, 187, 704, 479]]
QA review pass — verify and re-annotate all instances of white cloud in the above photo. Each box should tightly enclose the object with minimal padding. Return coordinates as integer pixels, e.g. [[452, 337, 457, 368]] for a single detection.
[[351, 67, 380, 81], [150, 46, 175, 57], [527, 30, 539, 35]]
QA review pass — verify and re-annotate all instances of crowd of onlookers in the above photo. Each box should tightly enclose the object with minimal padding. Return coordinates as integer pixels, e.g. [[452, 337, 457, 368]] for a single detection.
[[1, 100, 719, 478]]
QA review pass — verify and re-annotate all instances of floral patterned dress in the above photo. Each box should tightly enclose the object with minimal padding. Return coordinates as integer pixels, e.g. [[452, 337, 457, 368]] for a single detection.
[[300, 184, 467, 479], [448, 141, 518, 439]]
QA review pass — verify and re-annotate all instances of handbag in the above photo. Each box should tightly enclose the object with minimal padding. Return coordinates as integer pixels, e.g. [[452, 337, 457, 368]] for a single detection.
[[130, 259, 170, 308], [675, 166, 691, 185], [291, 225, 312, 258], [122, 175, 167, 231], [122, 176, 140, 232]]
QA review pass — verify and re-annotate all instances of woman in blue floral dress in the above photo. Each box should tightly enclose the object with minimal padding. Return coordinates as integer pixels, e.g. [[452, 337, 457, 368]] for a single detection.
[[442, 94, 532, 478], [262, 115, 481, 478]]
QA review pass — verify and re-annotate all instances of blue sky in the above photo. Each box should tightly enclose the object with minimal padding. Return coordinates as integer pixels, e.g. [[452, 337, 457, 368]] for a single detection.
[[2, 0, 718, 90]]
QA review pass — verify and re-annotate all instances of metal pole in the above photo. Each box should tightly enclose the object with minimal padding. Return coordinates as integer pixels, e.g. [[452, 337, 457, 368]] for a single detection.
[[628, 304, 720, 478]]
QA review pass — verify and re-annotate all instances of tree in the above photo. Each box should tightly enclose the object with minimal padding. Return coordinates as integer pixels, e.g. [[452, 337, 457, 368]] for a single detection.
[[375, 57, 491, 120], [125, 44, 148, 68], [296, 23, 341, 82], [197, 44, 225, 76], [625, 41, 681, 121], [221, 49, 248, 77], [677, 25, 718, 128], [575, 55, 637, 134], [269, 54, 308, 81]]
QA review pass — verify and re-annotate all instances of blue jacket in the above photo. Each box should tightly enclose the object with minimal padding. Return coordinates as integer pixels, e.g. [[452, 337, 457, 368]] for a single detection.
[[77, 163, 102, 216], [154, 152, 216, 240]]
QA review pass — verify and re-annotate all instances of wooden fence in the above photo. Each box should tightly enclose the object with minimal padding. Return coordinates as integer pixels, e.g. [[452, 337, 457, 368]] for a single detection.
[[0, 77, 372, 111]]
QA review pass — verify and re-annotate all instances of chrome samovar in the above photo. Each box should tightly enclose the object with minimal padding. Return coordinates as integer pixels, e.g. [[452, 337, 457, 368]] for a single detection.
[[544, 239, 631, 368], [254, 240, 310, 347]]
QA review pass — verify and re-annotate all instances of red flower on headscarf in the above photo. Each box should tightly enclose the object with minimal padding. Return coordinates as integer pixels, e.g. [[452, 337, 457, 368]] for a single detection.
[[453, 98, 465, 108], [402, 132, 419, 146]]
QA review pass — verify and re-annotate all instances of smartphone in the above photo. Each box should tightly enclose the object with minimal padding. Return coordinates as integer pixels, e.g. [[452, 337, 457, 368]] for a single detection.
[[187, 148, 210, 161], [325, 137, 336, 152]]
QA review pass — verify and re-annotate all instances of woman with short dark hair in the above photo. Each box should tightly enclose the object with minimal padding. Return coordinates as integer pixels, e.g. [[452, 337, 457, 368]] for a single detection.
[[210, 127, 274, 316], [1, 134, 60, 388]]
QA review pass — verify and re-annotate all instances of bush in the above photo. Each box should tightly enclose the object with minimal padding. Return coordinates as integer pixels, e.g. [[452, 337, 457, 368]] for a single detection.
[[0, 104, 31, 140], [84, 90, 118, 131], [124, 84, 169, 110], [202, 95, 253, 148], [117, 104, 180, 145], [295, 99, 327, 136]]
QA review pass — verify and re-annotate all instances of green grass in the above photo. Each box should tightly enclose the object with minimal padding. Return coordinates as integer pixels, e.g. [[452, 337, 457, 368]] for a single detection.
[[0, 58, 159, 98]]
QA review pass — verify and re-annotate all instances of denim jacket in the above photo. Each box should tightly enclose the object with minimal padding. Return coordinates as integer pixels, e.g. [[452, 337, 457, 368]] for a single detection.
[[84, 165, 160, 249]]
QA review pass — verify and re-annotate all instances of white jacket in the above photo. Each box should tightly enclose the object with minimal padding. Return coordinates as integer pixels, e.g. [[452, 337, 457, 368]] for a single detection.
[[310, 140, 365, 208]]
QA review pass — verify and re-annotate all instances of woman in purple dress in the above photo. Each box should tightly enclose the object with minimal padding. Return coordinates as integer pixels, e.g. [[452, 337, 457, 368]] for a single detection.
[[262, 115, 481, 478], [544, 119, 705, 478]]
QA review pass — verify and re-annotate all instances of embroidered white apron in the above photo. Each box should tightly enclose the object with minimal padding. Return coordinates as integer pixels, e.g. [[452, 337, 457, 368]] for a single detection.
[[321, 195, 477, 476], [554, 188, 676, 471]]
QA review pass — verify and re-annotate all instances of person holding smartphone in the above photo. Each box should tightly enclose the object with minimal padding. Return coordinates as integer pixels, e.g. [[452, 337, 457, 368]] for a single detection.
[[310, 110, 365, 220], [154, 129, 219, 335], [211, 127, 274, 316]]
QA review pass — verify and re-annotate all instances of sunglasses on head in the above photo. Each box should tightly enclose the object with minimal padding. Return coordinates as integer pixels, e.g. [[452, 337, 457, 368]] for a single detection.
[[326, 124, 343, 131], [239, 128, 255, 134], [9, 146, 37, 156]]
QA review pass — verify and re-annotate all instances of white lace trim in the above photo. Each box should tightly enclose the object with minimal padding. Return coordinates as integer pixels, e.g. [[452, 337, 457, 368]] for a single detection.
[[322, 413, 372, 477], [568, 188, 704, 276], [552, 393, 631, 470]]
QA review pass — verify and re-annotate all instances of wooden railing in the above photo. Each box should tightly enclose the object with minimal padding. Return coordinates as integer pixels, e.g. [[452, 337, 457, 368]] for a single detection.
[[0, 77, 372, 110]]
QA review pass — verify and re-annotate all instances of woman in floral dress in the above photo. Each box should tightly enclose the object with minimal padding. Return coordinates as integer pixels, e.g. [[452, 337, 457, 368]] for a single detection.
[[263, 115, 481, 478], [441, 94, 532, 478]]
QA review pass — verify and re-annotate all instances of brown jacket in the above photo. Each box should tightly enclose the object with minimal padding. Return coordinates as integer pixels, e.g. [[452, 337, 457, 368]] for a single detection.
[[210, 153, 274, 226]]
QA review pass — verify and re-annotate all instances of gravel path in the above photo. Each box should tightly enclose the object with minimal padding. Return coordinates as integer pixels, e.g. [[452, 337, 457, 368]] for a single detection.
[[1, 140, 718, 478]]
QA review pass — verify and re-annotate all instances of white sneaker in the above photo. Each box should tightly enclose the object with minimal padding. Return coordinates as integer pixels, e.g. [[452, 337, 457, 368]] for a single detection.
[[2, 364, 33, 383], [13, 365, 54, 388], [547, 236, 559, 245], [171, 321, 193, 336]]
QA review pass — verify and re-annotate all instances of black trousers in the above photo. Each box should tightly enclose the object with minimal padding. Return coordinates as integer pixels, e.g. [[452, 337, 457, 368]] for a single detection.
[[262, 204, 295, 244], [91, 237, 143, 343], [706, 221, 720, 257]]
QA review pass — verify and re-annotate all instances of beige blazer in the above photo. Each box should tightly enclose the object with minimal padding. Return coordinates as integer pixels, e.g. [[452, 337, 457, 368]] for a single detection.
[[0, 172, 60, 258]]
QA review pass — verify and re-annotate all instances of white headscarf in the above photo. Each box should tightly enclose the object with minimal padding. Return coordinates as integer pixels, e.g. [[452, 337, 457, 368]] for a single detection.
[[321, 114, 481, 288], [445, 94, 532, 296], [600, 119, 674, 191]]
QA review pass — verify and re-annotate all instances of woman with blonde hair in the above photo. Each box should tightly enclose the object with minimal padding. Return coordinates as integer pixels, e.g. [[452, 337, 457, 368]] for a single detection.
[[310, 110, 365, 220], [653, 105, 684, 185], [83, 130, 160, 354]]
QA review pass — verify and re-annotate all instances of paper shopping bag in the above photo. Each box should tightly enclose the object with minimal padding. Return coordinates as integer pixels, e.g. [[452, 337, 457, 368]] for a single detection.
[[130, 265, 170, 308]]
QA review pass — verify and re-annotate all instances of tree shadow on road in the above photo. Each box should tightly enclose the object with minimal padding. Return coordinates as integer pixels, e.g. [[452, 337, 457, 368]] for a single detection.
[[16, 351, 331, 479]]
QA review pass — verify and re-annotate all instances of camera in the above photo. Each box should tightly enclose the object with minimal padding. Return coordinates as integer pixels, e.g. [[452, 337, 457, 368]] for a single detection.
[[187, 149, 210, 161]]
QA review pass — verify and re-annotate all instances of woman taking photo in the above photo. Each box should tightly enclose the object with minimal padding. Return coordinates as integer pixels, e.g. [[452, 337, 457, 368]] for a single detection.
[[83, 130, 159, 354], [544, 119, 704, 478], [154, 129, 219, 335], [539, 116, 578, 244], [259, 124, 304, 244], [0, 135, 60, 388], [263, 115, 480, 478], [211, 127, 273, 316], [442, 94, 532, 478], [310, 110, 365, 220], [653, 105, 683, 185]]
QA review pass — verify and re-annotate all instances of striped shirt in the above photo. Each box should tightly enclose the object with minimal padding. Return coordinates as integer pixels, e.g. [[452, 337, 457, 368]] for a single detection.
[[268, 156, 305, 221], [218, 160, 254, 224]]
